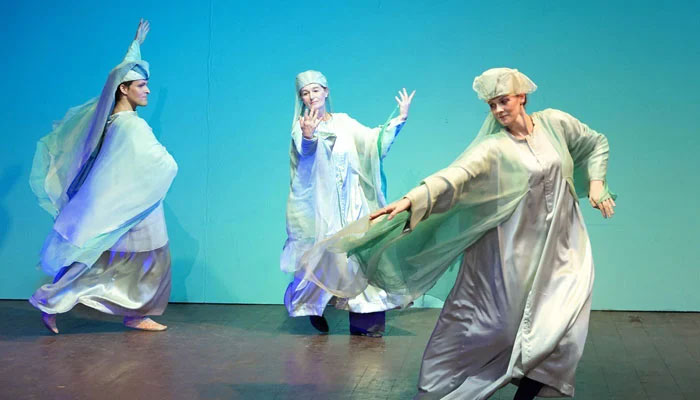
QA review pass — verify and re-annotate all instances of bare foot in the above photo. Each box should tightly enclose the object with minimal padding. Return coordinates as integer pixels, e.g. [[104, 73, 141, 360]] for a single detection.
[[41, 312, 58, 334], [123, 317, 167, 331]]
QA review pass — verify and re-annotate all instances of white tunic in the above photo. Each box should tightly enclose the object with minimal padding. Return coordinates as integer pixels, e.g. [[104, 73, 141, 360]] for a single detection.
[[283, 112, 410, 316]]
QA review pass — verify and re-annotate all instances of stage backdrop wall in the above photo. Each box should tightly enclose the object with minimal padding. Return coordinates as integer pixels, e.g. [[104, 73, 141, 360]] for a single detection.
[[1, 0, 698, 310]]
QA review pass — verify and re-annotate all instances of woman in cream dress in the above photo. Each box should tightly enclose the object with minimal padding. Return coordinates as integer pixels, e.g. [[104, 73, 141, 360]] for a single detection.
[[302, 68, 616, 398]]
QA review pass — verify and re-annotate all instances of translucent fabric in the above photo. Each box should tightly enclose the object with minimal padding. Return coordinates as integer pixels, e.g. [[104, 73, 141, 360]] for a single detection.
[[300, 109, 615, 305], [29, 40, 149, 217], [28, 38, 177, 277], [416, 115, 598, 398], [38, 111, 177, 276], [281, 108, 410, 317], [30, 243, 171, 317], [281, 109, 399, 273]]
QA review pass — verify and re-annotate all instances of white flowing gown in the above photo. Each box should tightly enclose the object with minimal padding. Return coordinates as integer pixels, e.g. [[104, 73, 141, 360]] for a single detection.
[[297, 109, 612, 398], [415, 111, 597, 398], [282, 113, 411, 316]]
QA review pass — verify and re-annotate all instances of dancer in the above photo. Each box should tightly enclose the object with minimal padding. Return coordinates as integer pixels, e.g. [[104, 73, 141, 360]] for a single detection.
[[281, 70, 415, 336], [29, 19, 178, 334], [302, 68, 615, 398]]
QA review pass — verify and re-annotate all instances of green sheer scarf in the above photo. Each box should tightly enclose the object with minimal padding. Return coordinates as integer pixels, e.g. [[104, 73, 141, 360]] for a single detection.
[[300, 109, 615, 306]]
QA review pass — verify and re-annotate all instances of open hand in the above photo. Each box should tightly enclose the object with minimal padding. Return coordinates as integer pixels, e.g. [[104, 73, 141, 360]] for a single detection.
[[299, 108, 322, 139], [395, 88, 416, 121], [134, 19, 150, 45], [370, 198, 412, 221]]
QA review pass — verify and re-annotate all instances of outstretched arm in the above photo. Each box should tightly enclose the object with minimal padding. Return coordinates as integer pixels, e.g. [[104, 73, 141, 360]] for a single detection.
[[372, 137, 502, 229], [123, 19, 150, 62], [371, 197, 411, 221]]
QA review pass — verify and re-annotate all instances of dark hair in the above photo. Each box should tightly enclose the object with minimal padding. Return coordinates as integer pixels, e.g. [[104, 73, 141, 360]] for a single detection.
[[114, 81, 135, 103], [523, 94, 528, 107]]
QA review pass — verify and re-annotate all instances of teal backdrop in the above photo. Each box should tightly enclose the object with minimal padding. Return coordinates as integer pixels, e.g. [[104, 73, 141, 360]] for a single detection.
[[1, 1, 698, 310]]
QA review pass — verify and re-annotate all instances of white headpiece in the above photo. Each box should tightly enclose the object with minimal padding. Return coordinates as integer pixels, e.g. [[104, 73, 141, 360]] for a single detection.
[[472, 68, 537, 101], [121, 63, 149, 83], [295, 70, 328, 93]]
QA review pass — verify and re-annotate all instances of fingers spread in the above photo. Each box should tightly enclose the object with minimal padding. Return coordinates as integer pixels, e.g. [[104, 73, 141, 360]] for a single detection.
[[372, 207, 389, 220]]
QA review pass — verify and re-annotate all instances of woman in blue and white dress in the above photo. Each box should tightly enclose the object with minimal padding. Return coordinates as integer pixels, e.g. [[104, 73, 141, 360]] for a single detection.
[[281, 70, 415, 336]]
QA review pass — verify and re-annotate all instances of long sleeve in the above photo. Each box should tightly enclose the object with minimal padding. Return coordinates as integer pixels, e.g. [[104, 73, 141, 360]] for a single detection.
[[403, 138, 501, 230], [554, 109, 609, 181], [290, 121, 320, 158], [300, 137, 318, 156], [53, 114, 177, 247], [123, 40, 141, 63], [39, 113, 177, 275], [124, 118, 178, 188], [404, 167, 470, 230], [344, 114, 405, 160], [541, 109, 613, 199], [378, 117, 406, 158]]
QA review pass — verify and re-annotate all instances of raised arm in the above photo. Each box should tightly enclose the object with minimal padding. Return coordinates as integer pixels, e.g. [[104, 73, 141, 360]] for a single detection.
[[379, 88, 416, 156], [134, 18, 150, 45], [123, 19, 150, 63], [291, 112, 320, 158], [395, 88, 416, 123], [346, 88, 415, 159]]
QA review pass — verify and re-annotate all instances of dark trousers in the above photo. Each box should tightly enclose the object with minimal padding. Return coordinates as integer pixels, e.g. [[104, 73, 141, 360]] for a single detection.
[[348, 310, 385, 334], [514, 377, 544, 400]]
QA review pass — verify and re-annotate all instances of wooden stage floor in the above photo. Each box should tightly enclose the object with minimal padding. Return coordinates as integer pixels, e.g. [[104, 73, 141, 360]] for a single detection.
[[0, 301, 698, 399]]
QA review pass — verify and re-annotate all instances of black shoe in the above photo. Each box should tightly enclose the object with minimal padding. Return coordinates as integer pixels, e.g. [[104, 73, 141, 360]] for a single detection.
[[349, 311, 385, 338], [309, 315, 329, 333], [349, 328, 383, 338]]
